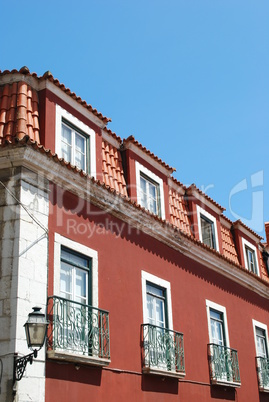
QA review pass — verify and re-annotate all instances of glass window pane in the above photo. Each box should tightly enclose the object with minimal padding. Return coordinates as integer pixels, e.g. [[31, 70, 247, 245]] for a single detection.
[[60, 262, 72, 299], [256, 327, 268, 358], [62, 124, 72, 144], [75, 269, 88, 304], [146, 283, 166, 328], [75, 133, 85, 153], [201, 215, 215, 248]]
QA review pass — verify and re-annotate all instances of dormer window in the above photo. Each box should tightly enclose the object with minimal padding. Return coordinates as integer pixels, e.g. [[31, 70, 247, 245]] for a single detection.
[[140, 174, 160, 215], [200, 214, 216, 249], [245, 246, 257, 274], [61, 121, 87, 171], [135, 161, 165, 219], [242, 238, 259, 275], [197, 206, 219, 251], [56, 105, 96, 177]]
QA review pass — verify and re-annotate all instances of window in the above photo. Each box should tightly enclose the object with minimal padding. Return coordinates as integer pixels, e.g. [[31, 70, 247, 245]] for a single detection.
[[256, 327, 268, 358], [141, 271, 185, 377], [242, 238, 259, 275], [146, 282, 167, 329], [53, 234, 98, 306], [210, 309, 226, 346], [61, 121, 87, 171], [206, 300, 240, 386], [140, 174, 160, 216], [197, 206, 219, 251], [60, 247, 91, 305], [56, 105, 96, 177], [253, 320, 269, 391], [135, 162, 165, 219], [200, 214, 216, 249], [47, 234, 110, 365]]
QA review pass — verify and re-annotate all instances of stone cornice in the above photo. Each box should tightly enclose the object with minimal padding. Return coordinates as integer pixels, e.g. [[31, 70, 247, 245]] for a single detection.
[[1, 145, 268, 300]]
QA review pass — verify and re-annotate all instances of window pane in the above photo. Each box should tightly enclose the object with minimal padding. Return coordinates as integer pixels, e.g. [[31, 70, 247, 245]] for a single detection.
[[62, 124, 72, 144], [61, 124, 72, 162], [146, 283, 166, 328], [246, 247, 256, 273], [140, 174, 159, 215], [60, 262, 72, 299], [210, 309, 225, 346], [75, 268, 88, 304], [256, 327, 268, 358], [201, 215, 215, 248]]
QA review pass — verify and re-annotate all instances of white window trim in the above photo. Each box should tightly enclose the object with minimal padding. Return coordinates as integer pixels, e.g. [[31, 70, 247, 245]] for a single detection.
[[135, 161, 165, 220], [55, 104, 96, 178], [252, 319, 269, 357], [206, 300, 230, 347], [242, 238, 259, 275], [197, 205, 219, 251], [54, 233, 98, 307], [141, 271, 173, 330]]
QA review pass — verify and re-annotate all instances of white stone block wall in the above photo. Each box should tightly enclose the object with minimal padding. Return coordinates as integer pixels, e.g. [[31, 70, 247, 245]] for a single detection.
[[0, 167, 49, 402]]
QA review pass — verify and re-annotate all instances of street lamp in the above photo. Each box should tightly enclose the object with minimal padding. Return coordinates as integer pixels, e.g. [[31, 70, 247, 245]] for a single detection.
[[13, 307, 49, 382]]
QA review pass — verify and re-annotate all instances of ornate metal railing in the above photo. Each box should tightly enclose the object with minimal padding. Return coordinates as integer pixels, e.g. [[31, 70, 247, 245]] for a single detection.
[[141, 324, 185, 374], [208, 344, 240, 385], [256, 357, 269, 391], [47, 296, 110, 359]]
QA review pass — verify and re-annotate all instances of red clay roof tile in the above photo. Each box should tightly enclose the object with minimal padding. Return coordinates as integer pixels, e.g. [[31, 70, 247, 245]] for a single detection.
[[0, 81, 40, 143], [220, 224, 239, 265], [123, 135, 176, 173], [0, 67, 111, 125], [102, 140, 127, 197]]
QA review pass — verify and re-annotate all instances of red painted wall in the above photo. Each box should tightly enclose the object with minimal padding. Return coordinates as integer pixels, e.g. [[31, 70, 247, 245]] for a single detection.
[[46, 185, 269, 402]]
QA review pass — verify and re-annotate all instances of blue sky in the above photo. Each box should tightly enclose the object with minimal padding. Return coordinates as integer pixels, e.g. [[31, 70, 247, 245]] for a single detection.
[[1, 1, 269, 238]]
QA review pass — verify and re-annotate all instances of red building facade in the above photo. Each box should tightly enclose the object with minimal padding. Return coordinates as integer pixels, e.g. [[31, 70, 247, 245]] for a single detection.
[[0, 67, 269, 402]]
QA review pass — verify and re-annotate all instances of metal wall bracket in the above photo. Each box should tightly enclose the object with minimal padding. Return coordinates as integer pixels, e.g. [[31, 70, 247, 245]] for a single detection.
[[13, 349, 38, 383]]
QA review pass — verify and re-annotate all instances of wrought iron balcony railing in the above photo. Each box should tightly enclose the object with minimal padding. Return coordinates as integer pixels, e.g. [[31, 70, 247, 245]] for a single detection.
[[256, 356, 269, 392], [208, 343, 240, 386], [141, 324, 185, 378], [47, 296, 110, 365]]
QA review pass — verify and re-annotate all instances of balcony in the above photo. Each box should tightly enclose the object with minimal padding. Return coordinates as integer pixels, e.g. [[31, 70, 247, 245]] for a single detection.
[[256, 357, 269, 392], [141, 324, 185, 378], [208, 344, 241, 387], [47, 296, 110, 366]]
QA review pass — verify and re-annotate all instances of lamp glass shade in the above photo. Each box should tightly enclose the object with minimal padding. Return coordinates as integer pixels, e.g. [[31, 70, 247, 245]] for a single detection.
[[24, 307, 48, 349]]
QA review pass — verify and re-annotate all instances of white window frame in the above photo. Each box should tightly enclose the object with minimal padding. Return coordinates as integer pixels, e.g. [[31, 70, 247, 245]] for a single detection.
[[206, 300, 230, 347], [54, 233, 98, 308], [141, 271, 173, 330], [135, 161, 165, 220], [253, 319, 269, 358], [55, 104, 96, 178], [242, 238, 259, 275], [197, 205, 219, 251]]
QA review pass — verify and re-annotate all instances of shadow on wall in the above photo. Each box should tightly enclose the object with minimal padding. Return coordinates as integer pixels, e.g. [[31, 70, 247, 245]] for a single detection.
[[210, 385, 236, 400], [141, 374, 178, 395]]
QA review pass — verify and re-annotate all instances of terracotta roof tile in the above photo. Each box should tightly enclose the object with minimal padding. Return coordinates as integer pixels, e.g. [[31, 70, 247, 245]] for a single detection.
[[123, 135, 176, 173], [187, 184, 226, 212], [220, 224, 239, 265], [0, 67, 111, 125], [0, 81, 40, 143], [102, 140, 128, 197], [233, 219, 263, 241], [169, 188, 192, 236]]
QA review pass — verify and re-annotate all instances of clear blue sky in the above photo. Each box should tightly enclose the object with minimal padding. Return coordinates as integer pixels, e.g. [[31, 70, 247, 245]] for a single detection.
[[1, 1, 268, 238]]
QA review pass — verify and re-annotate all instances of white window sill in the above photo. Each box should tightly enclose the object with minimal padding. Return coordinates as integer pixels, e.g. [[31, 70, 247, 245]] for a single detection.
[[47, 350, 111, 367], [211, 379, 241, 388], [259, 386, 269, 393], [142, 366, 186, 379]]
